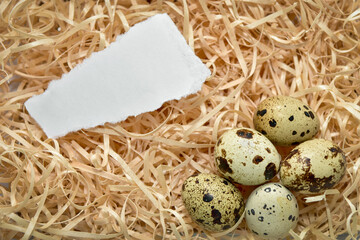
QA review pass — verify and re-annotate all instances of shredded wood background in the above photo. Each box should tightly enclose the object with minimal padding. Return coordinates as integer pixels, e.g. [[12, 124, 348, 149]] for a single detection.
[[0, 0, 359, 239]]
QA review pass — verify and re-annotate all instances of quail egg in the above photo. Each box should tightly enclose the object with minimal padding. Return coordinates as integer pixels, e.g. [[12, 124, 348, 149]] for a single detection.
[[181, 173, 245, 232], [215, 127, 281, 185], [280, 139, 346, 194], [245, 183, 299, 239], [253, 96, 320, 146]]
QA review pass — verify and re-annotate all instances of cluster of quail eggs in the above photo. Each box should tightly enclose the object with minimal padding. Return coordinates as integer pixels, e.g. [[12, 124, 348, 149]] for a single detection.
[[181, 96, 347, 239]]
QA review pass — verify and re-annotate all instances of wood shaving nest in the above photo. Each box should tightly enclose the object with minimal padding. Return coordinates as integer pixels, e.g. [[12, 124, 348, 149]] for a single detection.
[[0, 0, 359, 239]]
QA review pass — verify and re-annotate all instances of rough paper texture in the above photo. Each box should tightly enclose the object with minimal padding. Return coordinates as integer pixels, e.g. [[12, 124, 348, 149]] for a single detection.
[[25, 14, 211, 138]]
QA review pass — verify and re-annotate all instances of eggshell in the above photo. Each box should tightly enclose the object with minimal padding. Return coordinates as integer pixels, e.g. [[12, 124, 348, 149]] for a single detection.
[[245, 183, 299, 239], [214, 127, 281, 185], [280, 139, 346, 194], [253, 96, 320, 146], [181, 173, 245, 232]]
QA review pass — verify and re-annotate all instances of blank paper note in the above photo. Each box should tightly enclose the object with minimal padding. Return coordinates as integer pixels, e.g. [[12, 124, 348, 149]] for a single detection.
[[25, 14, 211, 138]]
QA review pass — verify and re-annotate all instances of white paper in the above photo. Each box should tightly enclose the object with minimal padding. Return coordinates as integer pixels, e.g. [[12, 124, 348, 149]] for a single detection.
[[25, 14, 211, 138]]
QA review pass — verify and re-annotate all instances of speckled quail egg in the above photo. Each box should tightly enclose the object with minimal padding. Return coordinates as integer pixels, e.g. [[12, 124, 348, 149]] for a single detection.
[[181, 173, 245, 232], [245, 183, 299, 239], [253, 96, 320, 146], [215, 127, 281, 185], [280, 139, 346, 194]]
